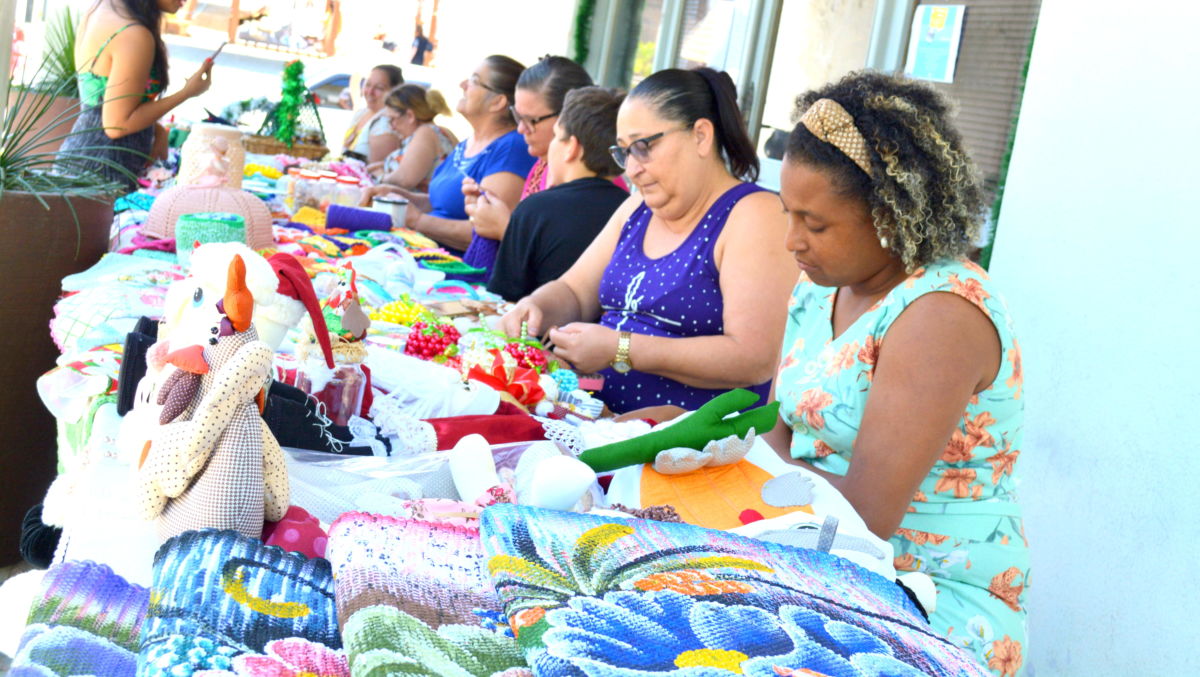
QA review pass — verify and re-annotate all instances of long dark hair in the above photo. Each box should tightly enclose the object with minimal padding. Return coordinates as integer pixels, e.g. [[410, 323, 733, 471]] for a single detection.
[[112, 0, 170, 90], [516, 55, 593, 115], [629, 67, 758, 181]]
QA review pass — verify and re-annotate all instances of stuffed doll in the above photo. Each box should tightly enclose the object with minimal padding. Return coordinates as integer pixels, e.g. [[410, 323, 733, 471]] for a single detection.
[[578, 388, 780, 472], [136, 255, 289, 541], [142, 138, 271, 250], [118, 245, 333, 468], [321, 261, 371, 342], [292, 261, 372, 426]]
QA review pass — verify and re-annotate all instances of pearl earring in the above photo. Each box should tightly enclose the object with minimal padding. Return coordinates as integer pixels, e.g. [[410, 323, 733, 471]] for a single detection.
[[879, 235, 889, 249]]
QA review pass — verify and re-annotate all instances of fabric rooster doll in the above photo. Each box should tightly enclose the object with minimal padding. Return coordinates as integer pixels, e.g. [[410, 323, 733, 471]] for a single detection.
[[136, 254, 288, 541], [322, 261, 371, 342]]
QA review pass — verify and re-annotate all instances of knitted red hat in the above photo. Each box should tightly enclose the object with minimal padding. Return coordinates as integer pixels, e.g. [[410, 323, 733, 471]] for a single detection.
[[268, 253, 335, 368]]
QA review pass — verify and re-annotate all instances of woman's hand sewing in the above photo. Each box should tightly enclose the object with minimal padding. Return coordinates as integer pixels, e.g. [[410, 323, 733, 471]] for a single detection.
[[549, 323, 619, 374]]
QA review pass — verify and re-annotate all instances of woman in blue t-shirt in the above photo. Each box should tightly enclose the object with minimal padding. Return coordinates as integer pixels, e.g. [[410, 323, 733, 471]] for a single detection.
[[389, 55, 536, 270]]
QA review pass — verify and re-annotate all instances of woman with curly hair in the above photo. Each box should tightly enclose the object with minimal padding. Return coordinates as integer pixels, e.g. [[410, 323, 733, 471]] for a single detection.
[[763, 71, 1029, 676]]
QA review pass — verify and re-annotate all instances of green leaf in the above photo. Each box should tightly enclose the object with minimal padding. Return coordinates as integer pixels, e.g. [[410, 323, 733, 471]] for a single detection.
[[570, 522, 634, 593], [488, 555, 575, 594], [2, 56, 134, 247], [344, 605, 524, 677]]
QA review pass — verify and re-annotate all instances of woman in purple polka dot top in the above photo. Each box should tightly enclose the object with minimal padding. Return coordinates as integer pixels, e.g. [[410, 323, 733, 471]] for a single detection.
[[499, 67, 797, 415]]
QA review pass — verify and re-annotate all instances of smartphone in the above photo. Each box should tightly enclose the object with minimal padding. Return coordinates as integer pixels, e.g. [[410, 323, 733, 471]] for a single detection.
[[209, 41, 227, 62]]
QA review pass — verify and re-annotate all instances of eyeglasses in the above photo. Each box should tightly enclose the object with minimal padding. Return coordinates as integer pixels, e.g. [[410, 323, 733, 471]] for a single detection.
[[608, 128, 688, 169], [509, 106, 557, 130], [468, 72, 502, 94]]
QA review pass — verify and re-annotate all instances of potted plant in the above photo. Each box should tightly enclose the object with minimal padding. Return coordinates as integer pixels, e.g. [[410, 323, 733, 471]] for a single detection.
[[0, 69, 134, 563], [6, 8, 80, 156]]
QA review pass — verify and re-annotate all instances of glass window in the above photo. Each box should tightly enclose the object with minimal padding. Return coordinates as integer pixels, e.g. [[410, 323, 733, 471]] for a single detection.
[[631, 0, 665, 86], [675, 0, 753, 86], [752, 0, 876, 189]]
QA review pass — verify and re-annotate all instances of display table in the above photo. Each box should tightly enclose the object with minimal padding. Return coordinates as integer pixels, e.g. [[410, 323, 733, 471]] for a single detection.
[[0, 180, 978, 677]]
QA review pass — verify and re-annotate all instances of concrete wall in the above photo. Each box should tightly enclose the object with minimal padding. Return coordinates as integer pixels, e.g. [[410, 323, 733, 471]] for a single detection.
[[987, 2, 1200, 674]]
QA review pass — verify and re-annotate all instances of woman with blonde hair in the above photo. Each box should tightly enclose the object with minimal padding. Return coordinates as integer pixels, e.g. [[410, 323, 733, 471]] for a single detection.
[[362, 84, 458, 194]]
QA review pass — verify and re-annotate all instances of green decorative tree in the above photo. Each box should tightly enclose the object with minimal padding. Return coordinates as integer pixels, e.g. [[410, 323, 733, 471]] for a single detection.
[[274, 60, 306, 148]]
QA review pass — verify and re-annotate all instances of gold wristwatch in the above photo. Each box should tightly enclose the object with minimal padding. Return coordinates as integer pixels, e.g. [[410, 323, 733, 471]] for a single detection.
[[611, 331, 633, 374]]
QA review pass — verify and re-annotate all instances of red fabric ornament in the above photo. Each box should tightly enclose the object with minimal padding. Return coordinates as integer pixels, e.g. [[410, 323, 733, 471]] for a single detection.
[[739, 509, 765, 525], [467, 353, 544, 408], [425, 413, 546, 451], [269, 252, 335, 368]]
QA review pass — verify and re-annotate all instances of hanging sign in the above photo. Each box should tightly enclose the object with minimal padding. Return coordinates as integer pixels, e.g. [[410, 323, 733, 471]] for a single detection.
[[904, 5, 966, 83]]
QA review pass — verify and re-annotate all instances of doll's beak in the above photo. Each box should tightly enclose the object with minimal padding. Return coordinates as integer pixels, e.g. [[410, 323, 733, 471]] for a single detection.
[[165, 344, 209, 374]]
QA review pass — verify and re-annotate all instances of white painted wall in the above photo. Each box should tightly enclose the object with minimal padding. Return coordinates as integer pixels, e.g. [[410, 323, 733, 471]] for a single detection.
[[988, 2, 1200, 674]]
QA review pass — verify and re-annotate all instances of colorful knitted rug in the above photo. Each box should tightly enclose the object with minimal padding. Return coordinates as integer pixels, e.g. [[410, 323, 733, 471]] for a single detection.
[[479, 505, 990, 677], [324, 511, 527, 676], [139, 528, 345, 676], [9, 560, 148, 676]]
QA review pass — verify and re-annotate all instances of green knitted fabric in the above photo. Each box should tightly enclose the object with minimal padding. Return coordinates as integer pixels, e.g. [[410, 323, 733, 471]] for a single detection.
[[420, 259, 487, 275], [10, 561, 149, 675], [175, 212, 246, 266]]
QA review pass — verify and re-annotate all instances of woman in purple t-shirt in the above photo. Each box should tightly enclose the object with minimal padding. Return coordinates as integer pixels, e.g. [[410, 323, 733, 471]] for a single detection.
[[499, 68, 796, 414]]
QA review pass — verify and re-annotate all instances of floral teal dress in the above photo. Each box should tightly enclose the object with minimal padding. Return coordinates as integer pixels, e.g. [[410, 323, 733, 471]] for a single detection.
[[775, 258, 1029, 677]]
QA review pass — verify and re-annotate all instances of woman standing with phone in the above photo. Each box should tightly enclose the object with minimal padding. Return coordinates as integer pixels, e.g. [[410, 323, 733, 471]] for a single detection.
[[59, 0, 215, 189]]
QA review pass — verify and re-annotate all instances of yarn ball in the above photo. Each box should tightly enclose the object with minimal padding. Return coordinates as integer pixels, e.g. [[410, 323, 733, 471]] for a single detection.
[[262, 505, 328, 559], [20, 503, 63, 569]]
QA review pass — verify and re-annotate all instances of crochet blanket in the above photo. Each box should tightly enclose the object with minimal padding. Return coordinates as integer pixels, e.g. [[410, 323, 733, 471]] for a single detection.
[[324, 511, 526, 676], [478, 504, 989, 677]]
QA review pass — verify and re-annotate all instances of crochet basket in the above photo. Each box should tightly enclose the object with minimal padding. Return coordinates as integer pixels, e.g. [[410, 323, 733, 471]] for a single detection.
[[143, 185, 274, 250], [244, 134, 329, 160]]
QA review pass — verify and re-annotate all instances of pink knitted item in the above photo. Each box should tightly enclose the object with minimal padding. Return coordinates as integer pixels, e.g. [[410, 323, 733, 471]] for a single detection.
[[143, 186, 274, 250]]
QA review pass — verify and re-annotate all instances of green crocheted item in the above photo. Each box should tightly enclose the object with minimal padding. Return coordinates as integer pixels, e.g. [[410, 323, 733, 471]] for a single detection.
[[578, 388, 781, 472], [131, 249, 178, 263], [175, 212, 246, 266], [420, 259, 487, 275]]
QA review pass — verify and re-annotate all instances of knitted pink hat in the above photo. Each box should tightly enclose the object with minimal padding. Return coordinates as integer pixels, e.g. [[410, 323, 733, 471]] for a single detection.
[[144, 186, 274, 250]]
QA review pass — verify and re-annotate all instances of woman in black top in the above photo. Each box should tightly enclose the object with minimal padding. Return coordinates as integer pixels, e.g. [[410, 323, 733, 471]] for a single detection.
[[488, 87, 628, 302]]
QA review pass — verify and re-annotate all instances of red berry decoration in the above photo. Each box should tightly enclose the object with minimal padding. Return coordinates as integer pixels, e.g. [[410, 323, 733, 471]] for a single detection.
[[504, 341, 550, 373], [404, 321, 461, 363]]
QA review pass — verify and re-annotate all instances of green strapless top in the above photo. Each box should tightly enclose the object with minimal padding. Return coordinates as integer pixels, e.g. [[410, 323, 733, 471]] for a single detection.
[[77, 23, 165, 108]]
